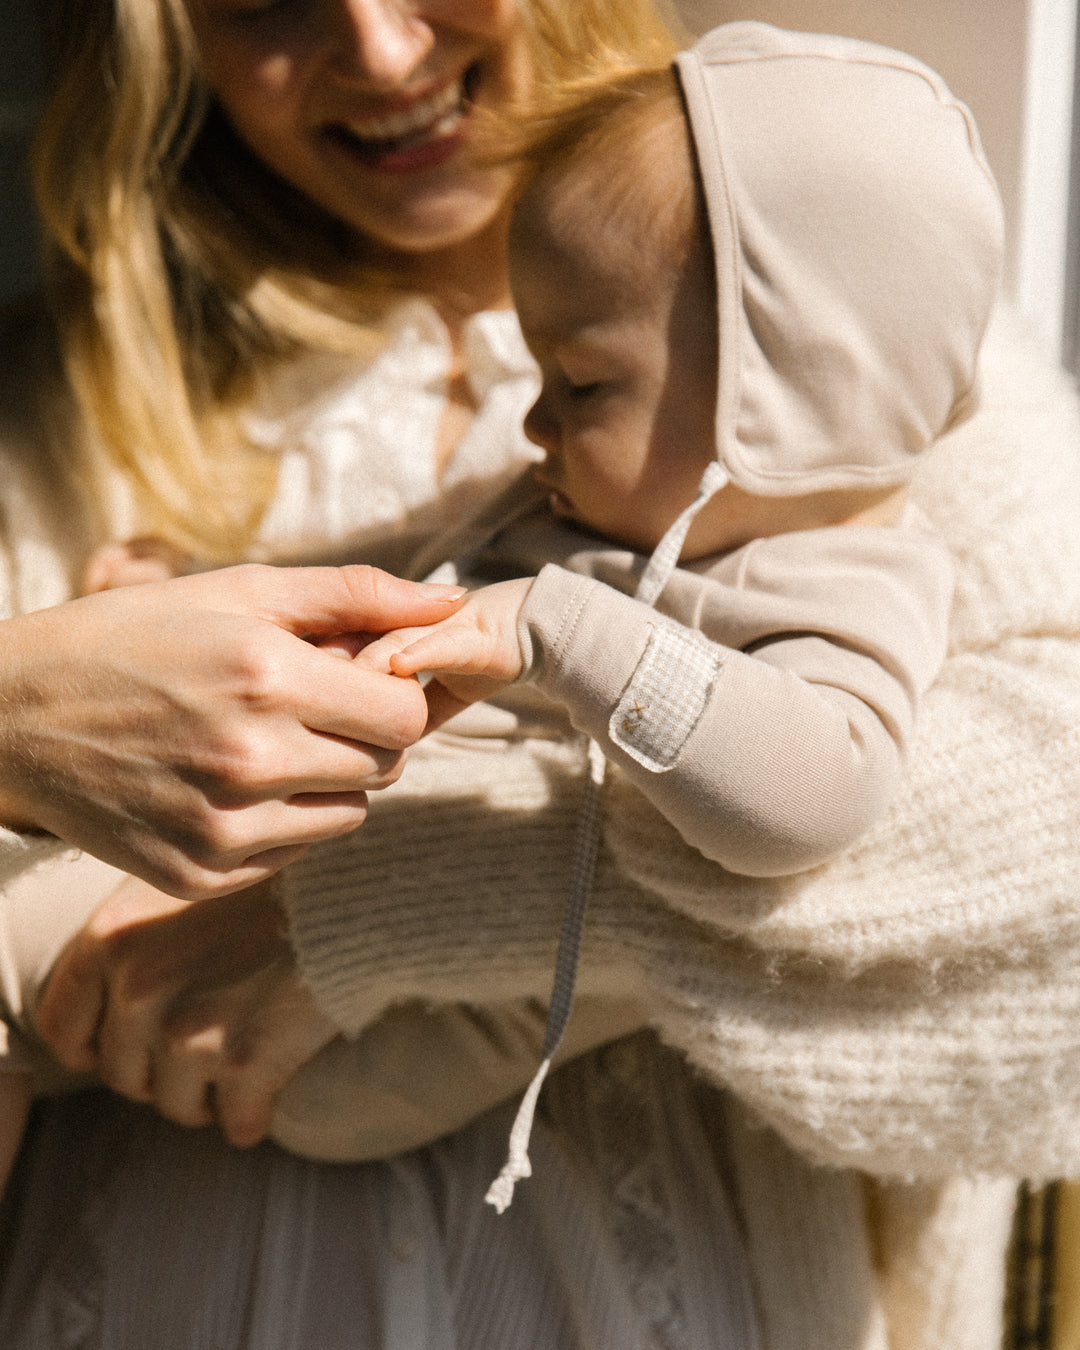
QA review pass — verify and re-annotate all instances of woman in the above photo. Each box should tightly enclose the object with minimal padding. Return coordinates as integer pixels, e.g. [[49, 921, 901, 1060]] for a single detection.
[[1, 2, 1080, 1348]]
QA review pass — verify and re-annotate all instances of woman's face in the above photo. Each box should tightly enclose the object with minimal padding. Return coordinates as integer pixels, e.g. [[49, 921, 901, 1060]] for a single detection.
[[190, 0, 530, 258]]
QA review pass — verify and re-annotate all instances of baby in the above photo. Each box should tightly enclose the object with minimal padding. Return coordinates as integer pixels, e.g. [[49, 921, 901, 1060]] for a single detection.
[[366, 22, 1001, 878], [351, 24, 1003, 1201], [0, 24, 1003, 1189]]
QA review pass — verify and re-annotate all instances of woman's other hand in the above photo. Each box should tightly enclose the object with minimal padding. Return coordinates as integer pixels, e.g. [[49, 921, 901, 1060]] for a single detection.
[[36, 875, 337, 1146], [0, 563, 464, 899]]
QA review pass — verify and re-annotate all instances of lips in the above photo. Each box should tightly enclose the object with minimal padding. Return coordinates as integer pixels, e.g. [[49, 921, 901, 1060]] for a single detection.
[[343, 80, 464, 142], [327, 76, 470, 171], [532, 469, 575, 520]]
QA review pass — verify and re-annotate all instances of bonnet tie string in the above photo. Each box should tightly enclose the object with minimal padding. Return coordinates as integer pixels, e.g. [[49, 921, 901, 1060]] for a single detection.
[[486, 461, 730, 1213]]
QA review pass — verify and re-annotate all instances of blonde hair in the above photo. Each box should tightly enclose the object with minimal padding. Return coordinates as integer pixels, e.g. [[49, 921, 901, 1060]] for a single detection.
[[30, 0, 676, 558]]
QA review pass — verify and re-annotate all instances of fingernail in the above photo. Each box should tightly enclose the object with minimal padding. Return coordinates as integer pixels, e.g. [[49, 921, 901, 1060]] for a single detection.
[[416, 584, 467, 601]]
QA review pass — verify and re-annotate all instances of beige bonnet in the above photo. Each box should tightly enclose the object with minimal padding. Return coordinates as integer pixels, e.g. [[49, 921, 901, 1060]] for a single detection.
[[675, 22, 1005, 495]]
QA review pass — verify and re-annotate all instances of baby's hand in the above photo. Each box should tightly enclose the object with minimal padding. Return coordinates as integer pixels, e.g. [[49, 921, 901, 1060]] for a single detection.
[[359, 577, 534, 729], [82, 537, 198, 595]]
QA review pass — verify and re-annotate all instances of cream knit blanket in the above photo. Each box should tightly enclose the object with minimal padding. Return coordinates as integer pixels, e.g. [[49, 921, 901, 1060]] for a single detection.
[[283, 304, 1080, 1181]]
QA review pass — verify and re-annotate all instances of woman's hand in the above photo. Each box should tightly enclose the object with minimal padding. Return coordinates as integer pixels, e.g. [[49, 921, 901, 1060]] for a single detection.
[[359, 577, 534, 730], [36, 875, 338, 1146], [0, 563, 464, 899]]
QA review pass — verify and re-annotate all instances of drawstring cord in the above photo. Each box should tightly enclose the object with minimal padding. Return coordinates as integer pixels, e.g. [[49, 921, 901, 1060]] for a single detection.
[[486, 462, 730, 1212], [484, 738, 607, 1213]]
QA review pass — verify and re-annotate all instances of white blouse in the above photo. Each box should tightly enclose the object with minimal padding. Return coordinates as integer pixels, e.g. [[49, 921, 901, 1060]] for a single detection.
[[250, 300, 542, 559]]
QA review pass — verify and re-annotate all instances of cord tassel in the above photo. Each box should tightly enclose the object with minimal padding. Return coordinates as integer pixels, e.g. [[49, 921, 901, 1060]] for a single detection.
[[484, 1055, 553, 1213]]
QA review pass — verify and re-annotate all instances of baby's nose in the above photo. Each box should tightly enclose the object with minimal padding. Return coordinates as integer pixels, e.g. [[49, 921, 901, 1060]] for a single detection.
[[523, 398, 559, 454]]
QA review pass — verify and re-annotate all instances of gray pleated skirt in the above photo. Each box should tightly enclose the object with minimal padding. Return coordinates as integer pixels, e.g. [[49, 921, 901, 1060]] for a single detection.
[[0, 1033, 759, 1350]]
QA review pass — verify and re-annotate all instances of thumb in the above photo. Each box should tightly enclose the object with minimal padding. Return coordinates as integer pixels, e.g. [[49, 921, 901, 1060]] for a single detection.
[[193, 564, 466, 638]]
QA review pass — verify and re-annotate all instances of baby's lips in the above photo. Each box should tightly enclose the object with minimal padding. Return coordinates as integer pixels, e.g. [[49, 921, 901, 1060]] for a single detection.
[[532, 469, 574, 519]]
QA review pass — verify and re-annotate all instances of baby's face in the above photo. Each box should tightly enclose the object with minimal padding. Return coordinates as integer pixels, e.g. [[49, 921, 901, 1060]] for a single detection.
[[509, 187, 718, 554]]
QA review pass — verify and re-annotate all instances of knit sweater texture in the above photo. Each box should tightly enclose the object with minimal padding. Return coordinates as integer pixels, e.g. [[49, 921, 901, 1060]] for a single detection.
[[282, 303, 1080, 1183]]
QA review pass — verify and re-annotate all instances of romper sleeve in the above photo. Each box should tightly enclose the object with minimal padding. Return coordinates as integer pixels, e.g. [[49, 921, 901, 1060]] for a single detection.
[[513, 518, 952, 876]]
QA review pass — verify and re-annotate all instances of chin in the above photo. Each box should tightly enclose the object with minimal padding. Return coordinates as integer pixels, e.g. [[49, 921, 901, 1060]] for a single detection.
[[376, 183, 511, 256]]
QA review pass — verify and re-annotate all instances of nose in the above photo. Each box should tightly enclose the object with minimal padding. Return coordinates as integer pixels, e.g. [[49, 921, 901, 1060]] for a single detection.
[[330, 0, 435, 90], [523, 393, 559, 454]]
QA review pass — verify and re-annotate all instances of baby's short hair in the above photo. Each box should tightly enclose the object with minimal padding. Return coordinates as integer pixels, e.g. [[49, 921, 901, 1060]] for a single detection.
[[506, 68, 705, 292]]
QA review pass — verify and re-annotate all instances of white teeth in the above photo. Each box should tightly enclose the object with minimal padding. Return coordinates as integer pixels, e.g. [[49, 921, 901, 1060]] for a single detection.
[[343, 81, 464, 143]]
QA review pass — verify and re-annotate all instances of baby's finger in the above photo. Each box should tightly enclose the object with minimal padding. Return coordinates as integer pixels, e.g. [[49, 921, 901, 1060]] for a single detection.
[[353, 627, 428, 675], [387, 626, 480, 678]]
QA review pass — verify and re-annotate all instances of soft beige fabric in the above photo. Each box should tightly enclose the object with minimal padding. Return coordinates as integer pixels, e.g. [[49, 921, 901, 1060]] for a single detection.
[[676, 22, 1003, 494], [272, 995, 645, 1163], [508, 505, 952, 874]]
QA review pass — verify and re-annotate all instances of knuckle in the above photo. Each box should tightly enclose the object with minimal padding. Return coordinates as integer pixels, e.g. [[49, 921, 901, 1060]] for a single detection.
[[365, 748, 409, 789], [193, 807, 246, 857], [194, 727, 282, 802], [340, 563, 384, 611], [157, 866, 220, 903], [234, 647, 288, 710], [377, 688, 429, 752], [171, 797, 254, 867], [128, 841, 219, 901]]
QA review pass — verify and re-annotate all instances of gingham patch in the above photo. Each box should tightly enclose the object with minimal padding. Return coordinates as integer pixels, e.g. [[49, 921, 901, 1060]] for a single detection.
[[609, 623, 724, 772]]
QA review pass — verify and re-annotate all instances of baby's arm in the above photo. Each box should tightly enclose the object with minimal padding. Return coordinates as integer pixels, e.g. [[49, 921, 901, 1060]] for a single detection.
[[375, 520, 952, 878], [512, 523, 952, 876], [359, 577, 534, 728]]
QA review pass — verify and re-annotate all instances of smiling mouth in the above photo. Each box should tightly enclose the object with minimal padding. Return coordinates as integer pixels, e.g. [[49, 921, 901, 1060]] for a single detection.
[[329, 72, 475, 166]]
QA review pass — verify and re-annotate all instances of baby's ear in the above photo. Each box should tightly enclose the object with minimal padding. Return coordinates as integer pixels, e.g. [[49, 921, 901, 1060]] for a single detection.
[[80, 537, 196, 595]]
